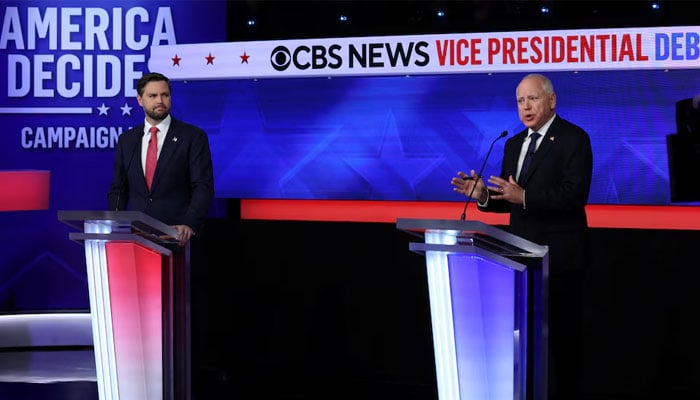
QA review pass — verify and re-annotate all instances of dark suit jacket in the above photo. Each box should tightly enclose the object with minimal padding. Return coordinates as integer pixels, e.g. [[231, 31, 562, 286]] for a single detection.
[[478, 115, 593, 272], [107, 117, 214, 233]]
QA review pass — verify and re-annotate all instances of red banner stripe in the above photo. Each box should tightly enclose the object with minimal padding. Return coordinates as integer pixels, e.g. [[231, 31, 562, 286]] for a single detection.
[[0, 170, 51, 212], [240, 199, 700, 231]]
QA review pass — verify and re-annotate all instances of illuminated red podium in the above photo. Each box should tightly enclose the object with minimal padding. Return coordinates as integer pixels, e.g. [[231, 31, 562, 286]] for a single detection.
[[397, 218, 549, 400], [59, 211, 190, 400]]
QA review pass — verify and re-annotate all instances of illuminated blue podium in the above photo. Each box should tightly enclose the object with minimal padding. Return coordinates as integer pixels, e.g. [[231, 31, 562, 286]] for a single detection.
[[397, 218, 549, 400]]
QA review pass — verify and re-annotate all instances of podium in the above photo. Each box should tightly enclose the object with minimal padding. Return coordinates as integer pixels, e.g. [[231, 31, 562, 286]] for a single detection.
[[58, 211, 191, 400], [397, 218, 549, 400]]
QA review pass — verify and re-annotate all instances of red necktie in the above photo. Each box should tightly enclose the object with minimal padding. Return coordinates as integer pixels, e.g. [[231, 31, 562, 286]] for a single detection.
[[145, 126, 158, 190]]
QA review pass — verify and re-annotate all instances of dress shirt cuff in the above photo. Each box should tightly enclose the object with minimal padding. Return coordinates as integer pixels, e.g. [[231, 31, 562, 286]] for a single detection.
[[477, 191, 489, 207]]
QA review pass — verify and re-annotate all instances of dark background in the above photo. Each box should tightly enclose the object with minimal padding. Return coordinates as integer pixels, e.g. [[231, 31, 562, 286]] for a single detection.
[[195, 211, 700, 399], [226, 0, 700, 40], [188, 2, 700, 399]]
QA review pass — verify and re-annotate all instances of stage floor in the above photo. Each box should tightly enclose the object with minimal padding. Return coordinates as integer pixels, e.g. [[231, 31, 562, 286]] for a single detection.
[[0, 349, 97, 400]]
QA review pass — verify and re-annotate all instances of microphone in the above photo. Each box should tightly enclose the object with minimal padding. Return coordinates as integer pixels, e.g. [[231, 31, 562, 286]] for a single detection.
[[114, 141, 139, 211], [460, 130, 508, 220]]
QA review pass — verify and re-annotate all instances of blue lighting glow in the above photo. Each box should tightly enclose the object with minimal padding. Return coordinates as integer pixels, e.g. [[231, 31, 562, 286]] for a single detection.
[[422, 229, 531, 399]]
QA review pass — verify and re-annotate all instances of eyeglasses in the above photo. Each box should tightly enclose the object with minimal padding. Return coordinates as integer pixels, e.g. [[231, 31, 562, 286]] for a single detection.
[[517, 95, 542, 106]]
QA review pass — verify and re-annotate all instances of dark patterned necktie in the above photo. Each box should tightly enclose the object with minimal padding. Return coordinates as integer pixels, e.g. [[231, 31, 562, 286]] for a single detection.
[[518, 132, 540, 185]]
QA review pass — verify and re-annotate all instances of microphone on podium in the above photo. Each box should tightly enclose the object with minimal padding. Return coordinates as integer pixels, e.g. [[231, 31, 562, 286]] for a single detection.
[[115, 143, 139, 211], [460, 130, 508, 221]]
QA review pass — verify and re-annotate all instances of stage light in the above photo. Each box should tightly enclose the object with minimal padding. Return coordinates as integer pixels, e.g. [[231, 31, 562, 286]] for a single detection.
[[539, 6, 550, 15], [339, 15, 348, 22], [651, 2, 661, 11], [437, 10, 445, 18], [247, 19, 255, 27]]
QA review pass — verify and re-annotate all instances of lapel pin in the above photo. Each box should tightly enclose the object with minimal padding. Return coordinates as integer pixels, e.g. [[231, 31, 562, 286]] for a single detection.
[[550, 136, 555, 141], [173, 137, 178, 142]]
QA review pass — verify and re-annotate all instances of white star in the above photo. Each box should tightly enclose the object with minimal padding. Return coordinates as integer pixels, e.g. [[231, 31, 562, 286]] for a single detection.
[[120, 102, 133, 116], [97, 103, 110, 116]]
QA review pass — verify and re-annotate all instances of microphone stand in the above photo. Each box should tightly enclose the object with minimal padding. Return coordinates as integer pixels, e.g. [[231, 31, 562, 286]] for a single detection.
[[460, 130, 508, 220]]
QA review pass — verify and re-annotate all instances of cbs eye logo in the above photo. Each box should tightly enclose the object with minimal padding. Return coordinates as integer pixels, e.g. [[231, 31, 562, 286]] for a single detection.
[[270, 46, 292, 71], [270, 44, 343, 71]]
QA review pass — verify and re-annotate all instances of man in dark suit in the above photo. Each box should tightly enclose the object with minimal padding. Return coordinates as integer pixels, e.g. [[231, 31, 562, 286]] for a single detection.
[[107, 72, 216, 397], [107, 72, 214, 245], [451, 73, 593, 400]]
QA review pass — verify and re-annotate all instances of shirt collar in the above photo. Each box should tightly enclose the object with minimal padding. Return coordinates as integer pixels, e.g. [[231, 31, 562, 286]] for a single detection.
[[144, 114, 172, 136], [529, 113, 556, 137]]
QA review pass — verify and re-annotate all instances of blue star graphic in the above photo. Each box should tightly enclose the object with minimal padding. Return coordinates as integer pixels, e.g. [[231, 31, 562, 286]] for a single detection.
[[120, 102, 133, 116], [97, 103, 110, 116]]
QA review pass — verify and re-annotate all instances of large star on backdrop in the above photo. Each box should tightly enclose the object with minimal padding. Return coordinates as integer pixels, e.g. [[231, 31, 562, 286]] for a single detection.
[[341, 110, 444, 199]]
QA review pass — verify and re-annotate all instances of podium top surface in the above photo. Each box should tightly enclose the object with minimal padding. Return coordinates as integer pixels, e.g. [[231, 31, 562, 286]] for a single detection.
[[58, 210, 179, 245], [396, 218, 548, 258]]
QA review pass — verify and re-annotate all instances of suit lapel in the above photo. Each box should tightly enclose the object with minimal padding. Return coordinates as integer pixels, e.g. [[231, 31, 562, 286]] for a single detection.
[[129, 125, 149, 190], [519, 117, 558, 184], [508, 131, 528, 178], [524, 132, 552, 181]]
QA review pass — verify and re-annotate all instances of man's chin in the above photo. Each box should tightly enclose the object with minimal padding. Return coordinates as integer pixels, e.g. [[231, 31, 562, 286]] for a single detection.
[[148, 110, 170, 120]]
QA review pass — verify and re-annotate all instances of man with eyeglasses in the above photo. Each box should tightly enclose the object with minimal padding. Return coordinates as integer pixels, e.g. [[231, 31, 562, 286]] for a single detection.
[[451, 73, 593, 400]]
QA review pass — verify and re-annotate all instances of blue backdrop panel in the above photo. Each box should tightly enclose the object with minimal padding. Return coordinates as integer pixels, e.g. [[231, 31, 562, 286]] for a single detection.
[[1, 1, 697, 313], [176, 69, 699, 204], [0, 1, 226, 312]]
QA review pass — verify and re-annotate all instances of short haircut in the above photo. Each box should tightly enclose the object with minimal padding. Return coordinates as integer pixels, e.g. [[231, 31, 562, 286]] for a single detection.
[[136, 72, 171, 96]]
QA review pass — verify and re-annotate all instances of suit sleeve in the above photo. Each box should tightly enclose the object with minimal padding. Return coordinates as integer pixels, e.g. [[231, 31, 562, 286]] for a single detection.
[[107, 135, 129, 211], [183, 130, 215, 232]]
